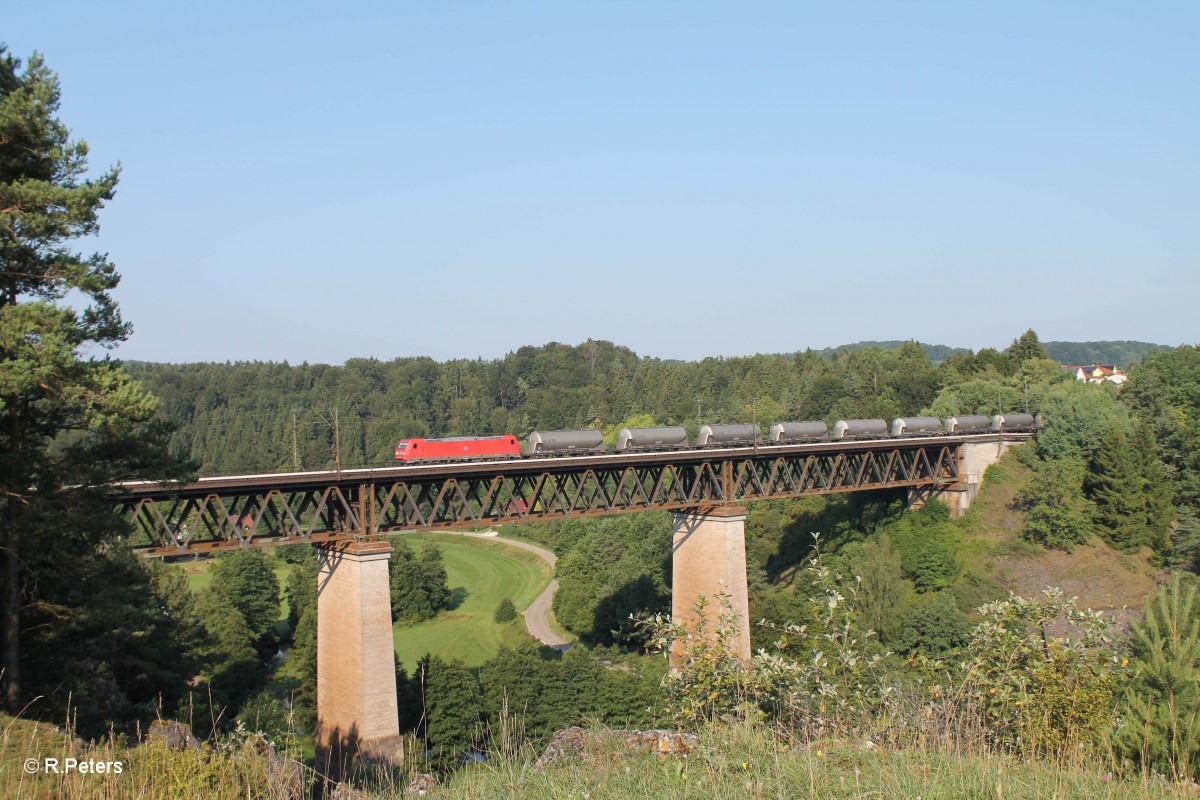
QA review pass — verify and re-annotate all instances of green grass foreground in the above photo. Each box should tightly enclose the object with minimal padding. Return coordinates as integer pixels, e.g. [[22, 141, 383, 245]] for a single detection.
[[407, 722, 1193, 800], [7, 713, 1194, 800], [392, 533, 554, 672]]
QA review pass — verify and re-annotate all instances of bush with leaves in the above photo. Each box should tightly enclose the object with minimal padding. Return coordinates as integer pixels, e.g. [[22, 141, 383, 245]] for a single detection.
[[836, 533, 910, 643], [873, 503, 960, 593], [1035, 380, 1134, 464], [753, 556, 895, 742], [641, 593, 763, 727], [920, 589, 1121, 759], [642, 539, 892, 740], [235, 689, 293, 746], [645, 541, 1125, 765], [1014, 458, 1093, 550]]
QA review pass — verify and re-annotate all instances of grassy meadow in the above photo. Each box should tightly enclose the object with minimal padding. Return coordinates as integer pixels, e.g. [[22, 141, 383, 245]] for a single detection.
[[391, 532, 553, 672]]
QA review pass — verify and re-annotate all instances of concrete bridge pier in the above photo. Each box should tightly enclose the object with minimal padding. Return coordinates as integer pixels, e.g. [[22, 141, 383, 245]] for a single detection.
[[315, 540, 403, 776], [671, 506, 752, 662], [910, 439, 1020, 517]]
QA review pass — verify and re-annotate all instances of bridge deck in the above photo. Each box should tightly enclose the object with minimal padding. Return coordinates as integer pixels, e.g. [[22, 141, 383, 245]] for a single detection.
[[116, 433, 1030, 556]]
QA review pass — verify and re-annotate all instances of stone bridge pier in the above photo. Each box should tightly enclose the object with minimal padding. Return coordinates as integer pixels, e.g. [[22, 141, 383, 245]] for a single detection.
[[315, 540, 403, 777], [910, 439, 1020, 517], [671, 506, 752, 662]]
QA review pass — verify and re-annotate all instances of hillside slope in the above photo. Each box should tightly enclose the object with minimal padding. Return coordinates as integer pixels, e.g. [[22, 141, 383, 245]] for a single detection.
[[957, 448, 1160, 617]]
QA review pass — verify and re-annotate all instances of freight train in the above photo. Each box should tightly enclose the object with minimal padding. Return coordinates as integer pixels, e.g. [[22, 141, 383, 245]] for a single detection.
[[392, 413, 1043, 464]]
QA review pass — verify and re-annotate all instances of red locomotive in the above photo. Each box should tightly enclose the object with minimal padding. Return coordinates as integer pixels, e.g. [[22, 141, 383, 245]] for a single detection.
[[394, 435, 522, 464]]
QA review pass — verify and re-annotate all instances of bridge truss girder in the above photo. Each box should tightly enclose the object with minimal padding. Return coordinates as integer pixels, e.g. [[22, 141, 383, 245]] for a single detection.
[[123, 443, 960, 556]]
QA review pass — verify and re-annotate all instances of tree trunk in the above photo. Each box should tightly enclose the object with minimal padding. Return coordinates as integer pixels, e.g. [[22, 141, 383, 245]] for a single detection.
[[3, 398, 20, 713], [2, 535, 17, 714]]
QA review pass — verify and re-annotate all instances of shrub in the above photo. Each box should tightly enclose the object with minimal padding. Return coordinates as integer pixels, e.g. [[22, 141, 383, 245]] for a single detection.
[[494, 598, 517, 623], [936, 589, 1120, 758], [234, 690, 293, 745], [894, 591, 972, 658], [642, 538, 891, 738], [643, 542, 1123, 764], [1014, 459, 1092, 550], [641, 593, 760, 727]]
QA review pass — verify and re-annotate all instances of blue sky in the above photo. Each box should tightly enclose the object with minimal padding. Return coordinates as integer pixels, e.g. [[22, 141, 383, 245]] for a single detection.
[[7, 2, 1198, 363]]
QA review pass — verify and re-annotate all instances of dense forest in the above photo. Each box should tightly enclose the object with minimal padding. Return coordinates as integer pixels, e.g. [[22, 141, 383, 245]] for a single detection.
[[1044, 340, 1171, 368], [122, 335, 1074, 475]]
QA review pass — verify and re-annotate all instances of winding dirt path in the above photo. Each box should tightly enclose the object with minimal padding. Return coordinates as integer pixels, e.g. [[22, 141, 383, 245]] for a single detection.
[[459, 531, 571, 650]]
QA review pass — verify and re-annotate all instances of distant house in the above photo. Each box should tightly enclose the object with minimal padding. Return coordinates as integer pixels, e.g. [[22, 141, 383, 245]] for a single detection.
[[1062, 364, 1127, 386]]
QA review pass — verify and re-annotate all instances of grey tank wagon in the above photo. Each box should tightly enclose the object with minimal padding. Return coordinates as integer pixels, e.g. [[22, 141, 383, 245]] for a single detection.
[[890, 417, 942, 436], [616, 426, 690, 451], [697, 423, 760, 447], [832, 419, 889, 440], [768, 421, 829, 443], [526, 429, 605, 455]]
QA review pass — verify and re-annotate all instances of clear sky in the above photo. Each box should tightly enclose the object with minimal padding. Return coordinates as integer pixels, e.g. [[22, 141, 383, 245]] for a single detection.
[[7, 2, 1198, 364]]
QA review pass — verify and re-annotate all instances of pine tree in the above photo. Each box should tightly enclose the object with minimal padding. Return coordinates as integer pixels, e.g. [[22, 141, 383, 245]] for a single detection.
[[420, 655, 480, 769], [289, 602, 317, 732], [1116, 577, 1200, 781], [390, 539, 430, 622], [284, 549, 318, 633], [1007, 329, 1050, 364], [1171, 506, 1200, 573], [1088, 429, 1146, 551], [390, 539, 452, 623], [479, 644, 550, 747], [419, 543, 453, 612], [1, 47, 188, 714], [543, 645, 603, 731], [1133, 421, 1175, 557], [192, 589, 262, 712], [210, 550, 281, 655]]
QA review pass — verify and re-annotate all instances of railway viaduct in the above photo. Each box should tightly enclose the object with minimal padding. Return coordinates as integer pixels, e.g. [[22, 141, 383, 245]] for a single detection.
[[115, 433, 1027, 770]]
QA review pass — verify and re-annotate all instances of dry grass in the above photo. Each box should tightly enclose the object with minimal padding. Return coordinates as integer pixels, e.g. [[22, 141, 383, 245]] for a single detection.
[[0, 711, 311, 800], [995, 542, 1159, 617], [958, 448, 1161, 625]]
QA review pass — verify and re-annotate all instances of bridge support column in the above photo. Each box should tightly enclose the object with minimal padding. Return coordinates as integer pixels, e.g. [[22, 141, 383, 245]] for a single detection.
[[316, 540, 402, 776], [671, 506, 751, 663], [910, 440, 1020, 518]]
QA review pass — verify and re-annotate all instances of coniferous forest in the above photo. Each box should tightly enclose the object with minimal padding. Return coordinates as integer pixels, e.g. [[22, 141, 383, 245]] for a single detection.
[[7, 42, 1200, 798]]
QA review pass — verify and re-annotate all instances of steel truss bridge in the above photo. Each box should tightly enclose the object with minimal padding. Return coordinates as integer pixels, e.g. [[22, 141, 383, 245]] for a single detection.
[[116, 434, 1028, 557]]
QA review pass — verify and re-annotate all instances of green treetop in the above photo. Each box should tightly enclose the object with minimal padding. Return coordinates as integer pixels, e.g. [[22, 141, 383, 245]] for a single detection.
[[1007, 329, 1051, 364]]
